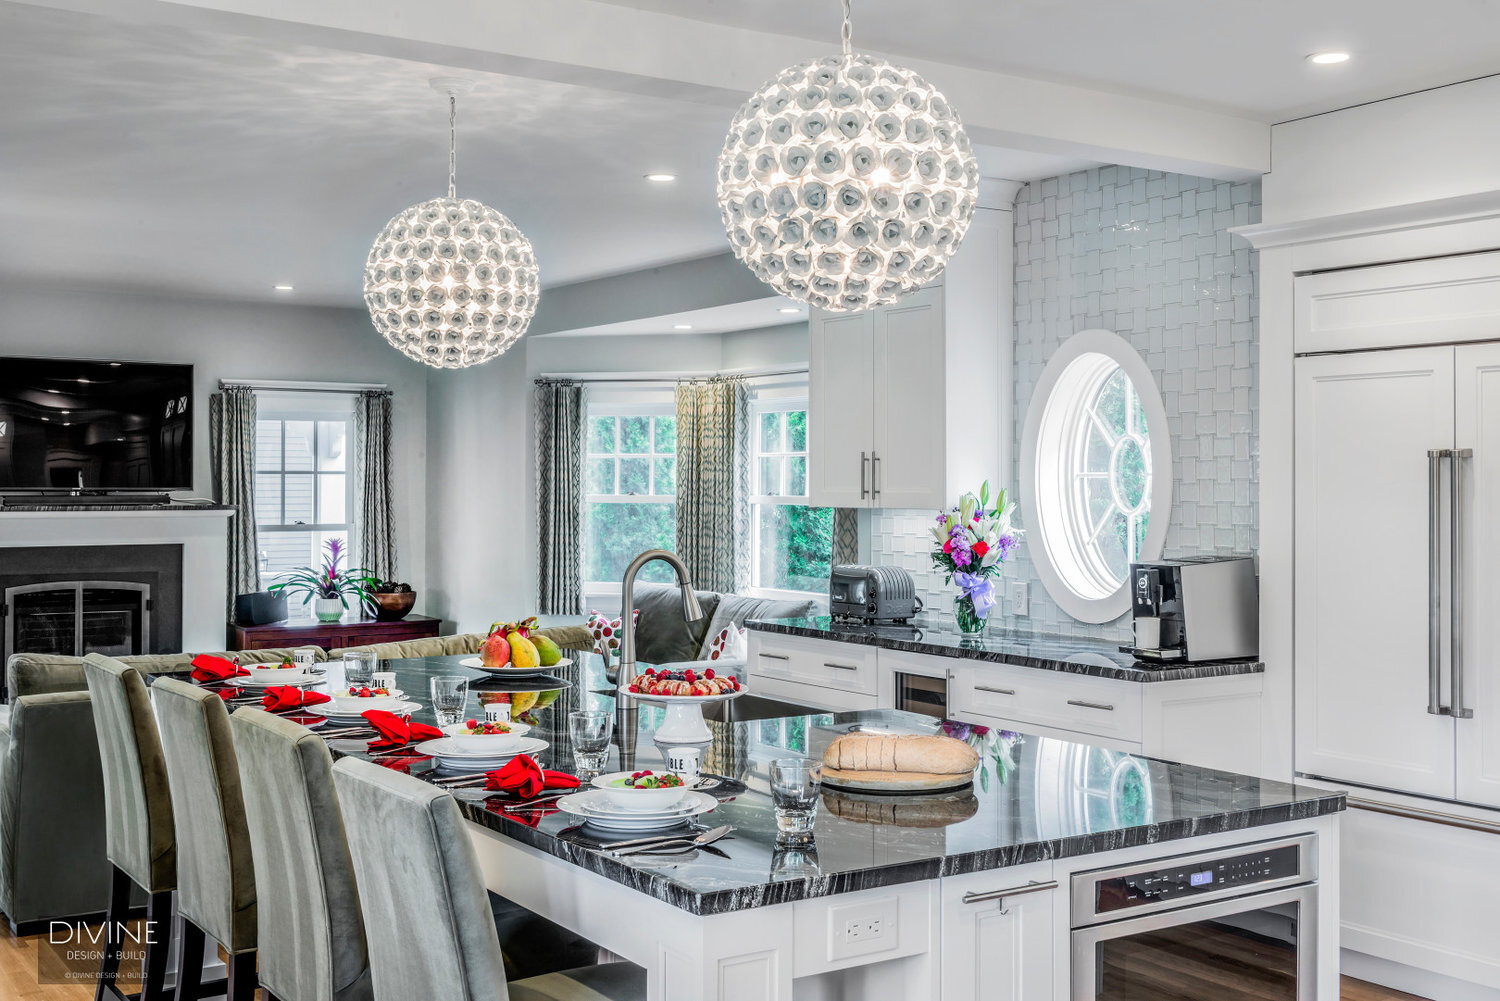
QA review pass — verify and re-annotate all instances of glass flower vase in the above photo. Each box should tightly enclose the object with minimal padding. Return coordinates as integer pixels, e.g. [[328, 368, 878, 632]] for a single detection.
[[953, 594, 988, 635]]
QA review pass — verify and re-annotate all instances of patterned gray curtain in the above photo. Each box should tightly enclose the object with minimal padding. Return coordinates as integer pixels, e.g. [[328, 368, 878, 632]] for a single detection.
[[535, 380, 585, 614], [832, 508, 860, 566], [209, 387, 259, 610], [354, 390, 397, 581], [675, 377, 750, 594]]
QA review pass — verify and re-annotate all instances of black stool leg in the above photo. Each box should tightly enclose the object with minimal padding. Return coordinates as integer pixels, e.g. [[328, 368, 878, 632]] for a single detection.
[[94, 865, 131, 1001], [140, 890, 173, 1001], [225, 951, 258, 1001], [172, 917, 204, 1001]]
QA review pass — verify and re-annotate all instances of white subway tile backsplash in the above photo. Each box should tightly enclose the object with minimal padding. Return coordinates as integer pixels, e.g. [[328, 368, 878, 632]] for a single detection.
[[869, 166, 1260, 642]]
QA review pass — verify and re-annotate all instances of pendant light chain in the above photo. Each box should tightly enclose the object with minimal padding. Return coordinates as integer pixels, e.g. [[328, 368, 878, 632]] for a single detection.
[[447, 93, 458, 199], [841, 0, 852, 56]]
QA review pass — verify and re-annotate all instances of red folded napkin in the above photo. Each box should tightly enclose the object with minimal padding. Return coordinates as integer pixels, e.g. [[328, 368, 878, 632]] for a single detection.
[[190, 654, 247, 683], [484, 755, 581, 799], [363, 710, 444, 752], [261, 686, 331, 712]]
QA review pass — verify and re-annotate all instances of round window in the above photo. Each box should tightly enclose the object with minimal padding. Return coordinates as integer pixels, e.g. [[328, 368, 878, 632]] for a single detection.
[[1020, 330, 1171, 623]]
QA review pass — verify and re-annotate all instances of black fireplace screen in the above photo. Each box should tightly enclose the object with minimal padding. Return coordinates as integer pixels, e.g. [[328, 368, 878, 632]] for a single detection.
[[7, 582, 149, 660]]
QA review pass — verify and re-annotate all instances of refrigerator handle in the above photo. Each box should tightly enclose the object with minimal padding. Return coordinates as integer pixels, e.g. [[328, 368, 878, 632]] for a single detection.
[[1452, 448, 1473, 719], [1428, 449, 1448, 716]]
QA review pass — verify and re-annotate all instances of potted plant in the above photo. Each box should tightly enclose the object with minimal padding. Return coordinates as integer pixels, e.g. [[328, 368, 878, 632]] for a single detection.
[[929, 481, 1022, 635], [269, 538, 380, 622]]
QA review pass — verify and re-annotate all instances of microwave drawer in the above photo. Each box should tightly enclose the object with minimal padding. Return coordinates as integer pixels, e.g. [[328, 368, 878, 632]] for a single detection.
[[749, 633, 878, 695]]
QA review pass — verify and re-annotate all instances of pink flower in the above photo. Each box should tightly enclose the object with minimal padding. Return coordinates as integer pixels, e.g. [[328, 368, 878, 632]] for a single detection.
[[974, 541, 989, 557], [942, 539, 955, 555]]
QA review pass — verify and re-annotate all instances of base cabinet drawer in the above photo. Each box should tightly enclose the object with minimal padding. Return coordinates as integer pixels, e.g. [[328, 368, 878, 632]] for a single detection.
[[751, 675, 878, 713], [749, 633, 878, 695], [955, 666, 1143, 745], [940, 861, 1057, 1001]]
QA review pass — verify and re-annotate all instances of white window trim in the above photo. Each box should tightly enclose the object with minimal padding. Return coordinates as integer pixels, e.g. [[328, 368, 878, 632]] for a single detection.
[[1020, 329, 1172, 623], [582, 397, 677, 594], [255, 393, 357, 588], [749, 392, 828, 599]]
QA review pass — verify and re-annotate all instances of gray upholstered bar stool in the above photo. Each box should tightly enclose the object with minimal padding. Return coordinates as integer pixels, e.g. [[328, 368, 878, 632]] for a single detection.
[[228, 708, 373, 1001], [331, 758, 646, 1001], [81, 653, 177, 1001], [152, 678, 259, 1001]]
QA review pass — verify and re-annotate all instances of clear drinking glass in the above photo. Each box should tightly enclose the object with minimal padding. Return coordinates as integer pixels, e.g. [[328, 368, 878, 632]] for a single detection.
[[769, 757, 822, 841], [429, 676, 469, 727], [568, 710, 614, 774], [342, 650, 377, 689]]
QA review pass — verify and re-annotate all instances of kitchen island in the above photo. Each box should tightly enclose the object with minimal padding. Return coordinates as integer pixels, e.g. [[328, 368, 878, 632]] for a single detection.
[[319, 654, 1341, 1001], [746, 617, 1270, 774]]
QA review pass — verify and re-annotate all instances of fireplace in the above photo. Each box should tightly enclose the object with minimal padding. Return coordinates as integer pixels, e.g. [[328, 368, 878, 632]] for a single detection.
[[1, 543, 182, 699]]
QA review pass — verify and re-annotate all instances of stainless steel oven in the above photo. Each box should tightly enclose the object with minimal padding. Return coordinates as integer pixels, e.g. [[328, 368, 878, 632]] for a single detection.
[[1071, 835, 1318, 1001]]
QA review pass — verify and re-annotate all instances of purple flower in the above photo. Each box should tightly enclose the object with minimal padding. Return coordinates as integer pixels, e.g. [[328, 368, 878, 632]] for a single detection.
[[953, 547, 972, 568]]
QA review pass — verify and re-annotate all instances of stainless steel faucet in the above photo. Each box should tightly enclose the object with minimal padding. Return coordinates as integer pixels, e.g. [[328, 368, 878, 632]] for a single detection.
[[616, 548, 704, 701]]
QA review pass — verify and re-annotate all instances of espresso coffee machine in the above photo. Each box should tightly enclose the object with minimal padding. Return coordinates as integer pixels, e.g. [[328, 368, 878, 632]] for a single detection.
[[1126, 556, 1258, 662]]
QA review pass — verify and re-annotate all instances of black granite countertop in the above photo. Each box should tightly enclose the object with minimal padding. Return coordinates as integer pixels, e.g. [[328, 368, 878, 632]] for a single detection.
[[278, 653, 1340, 917], [747, 616, 1265, 682]]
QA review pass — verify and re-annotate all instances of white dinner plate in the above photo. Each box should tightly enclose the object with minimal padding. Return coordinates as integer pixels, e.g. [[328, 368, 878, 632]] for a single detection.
[[414, 736, 549, 770], [458, 656, 571, 678], [225, 673, 324, 689], [303, 699, 422, 721], [555, 790, 718, 832], [241, 666, 323, 684]]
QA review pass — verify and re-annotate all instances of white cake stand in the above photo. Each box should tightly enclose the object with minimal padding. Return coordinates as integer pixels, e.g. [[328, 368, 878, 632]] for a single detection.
[[629, 688, 744, 743]]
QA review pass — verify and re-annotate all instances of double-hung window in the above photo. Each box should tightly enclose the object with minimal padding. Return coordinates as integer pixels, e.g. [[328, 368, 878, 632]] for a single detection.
[[254, 392, 355, 590], [583, 394, 677, 593], [750, 391, 833, 596]]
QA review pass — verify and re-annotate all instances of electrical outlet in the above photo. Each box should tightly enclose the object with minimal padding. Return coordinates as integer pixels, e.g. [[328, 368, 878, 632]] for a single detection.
[[827, 897, 898, 961], [1010, 581, 1029, 616]]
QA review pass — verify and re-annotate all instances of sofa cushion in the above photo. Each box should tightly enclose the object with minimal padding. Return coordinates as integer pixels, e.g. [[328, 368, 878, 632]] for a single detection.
[[696, 594, 819, 661], [631, 585, 721, 666], [7, 647, 327, 698], [339, 625, 593, 663]]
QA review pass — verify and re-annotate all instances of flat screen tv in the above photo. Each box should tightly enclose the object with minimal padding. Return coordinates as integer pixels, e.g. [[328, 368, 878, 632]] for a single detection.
[[0, 358, 193, 491]]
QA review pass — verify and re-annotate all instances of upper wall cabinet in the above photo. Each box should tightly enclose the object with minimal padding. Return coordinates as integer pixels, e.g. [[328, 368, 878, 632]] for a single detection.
[[807, 205, 1009, 510], [1295, 249, 1500, 353]]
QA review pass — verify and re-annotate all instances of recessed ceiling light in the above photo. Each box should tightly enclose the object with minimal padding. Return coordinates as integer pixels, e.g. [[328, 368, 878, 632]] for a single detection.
[[273, 284, 295, 291], [673, 323, 694, 330], [108, 362, 122, 367], [644, 173, 678, 183], [778, 307, 801, 314], [1307, 51, 1350, 65]]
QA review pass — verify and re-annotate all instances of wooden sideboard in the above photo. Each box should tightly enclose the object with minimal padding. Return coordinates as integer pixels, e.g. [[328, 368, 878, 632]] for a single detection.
[[227, 614, 443, 652]]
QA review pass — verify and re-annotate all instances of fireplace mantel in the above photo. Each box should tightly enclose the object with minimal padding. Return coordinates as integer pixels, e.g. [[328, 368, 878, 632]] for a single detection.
[[0, 508, 234, 652]]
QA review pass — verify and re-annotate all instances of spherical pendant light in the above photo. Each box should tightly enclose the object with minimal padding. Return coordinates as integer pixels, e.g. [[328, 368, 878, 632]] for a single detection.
[[364, 80, 539, 369], [717, 1, 979, 312]]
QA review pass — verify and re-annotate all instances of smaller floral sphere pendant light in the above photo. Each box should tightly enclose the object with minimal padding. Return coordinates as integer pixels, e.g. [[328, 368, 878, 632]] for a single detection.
[[364, 79, 540, 369], [717, 0, 980, 312]]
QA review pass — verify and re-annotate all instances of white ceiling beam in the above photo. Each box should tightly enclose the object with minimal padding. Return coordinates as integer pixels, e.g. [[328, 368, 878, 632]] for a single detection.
[[18, 0, 1270, 179]]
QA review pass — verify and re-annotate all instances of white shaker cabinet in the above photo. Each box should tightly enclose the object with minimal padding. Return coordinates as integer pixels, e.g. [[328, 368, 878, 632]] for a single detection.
[[807, 203, 1009, 510], [939, 862, 1057, 1001]]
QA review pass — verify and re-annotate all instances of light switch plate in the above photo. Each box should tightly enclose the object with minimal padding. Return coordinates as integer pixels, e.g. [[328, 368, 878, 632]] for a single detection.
[[1010, 581, 1029, 616]]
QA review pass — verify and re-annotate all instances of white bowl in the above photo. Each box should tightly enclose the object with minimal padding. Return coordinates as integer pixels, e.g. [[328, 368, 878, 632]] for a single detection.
[[327, 691, 405, 713], [589, 771, 690, 812], [243, 664, 315, 682], [441, 721, 532, 751]]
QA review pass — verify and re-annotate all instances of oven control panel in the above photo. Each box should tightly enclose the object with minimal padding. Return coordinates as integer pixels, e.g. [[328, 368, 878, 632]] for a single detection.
[[1094, 842, 1303, 914]]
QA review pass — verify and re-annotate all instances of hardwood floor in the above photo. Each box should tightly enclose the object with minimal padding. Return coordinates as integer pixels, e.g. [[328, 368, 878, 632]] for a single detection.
[[0, 917, 1434, 1000]]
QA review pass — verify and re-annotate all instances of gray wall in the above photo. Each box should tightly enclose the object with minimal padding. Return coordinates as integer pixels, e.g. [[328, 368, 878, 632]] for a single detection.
[[0, 280, 430, 598], [870, 166, 1260, 641]]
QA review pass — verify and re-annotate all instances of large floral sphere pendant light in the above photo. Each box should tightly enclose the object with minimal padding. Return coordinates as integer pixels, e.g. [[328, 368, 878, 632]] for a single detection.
[[364, 79, 540, 369], [717, 0, 980, 312]]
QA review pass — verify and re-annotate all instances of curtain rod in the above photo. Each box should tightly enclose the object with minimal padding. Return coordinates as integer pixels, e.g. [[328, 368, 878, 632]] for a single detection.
[[219, 379, 389, 394], [536, 366, 808, 385]]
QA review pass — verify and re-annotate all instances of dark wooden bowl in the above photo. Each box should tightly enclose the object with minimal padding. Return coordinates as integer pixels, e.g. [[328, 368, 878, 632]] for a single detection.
[[372, 591, 417, 621]]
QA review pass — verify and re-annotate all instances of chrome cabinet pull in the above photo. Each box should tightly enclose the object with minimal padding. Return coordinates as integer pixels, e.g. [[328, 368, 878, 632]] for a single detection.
[[824, 662, 859, 672], [1428, 449, 1447, 716], [1347, 796, 1500, 836], [974, 685, 1015, 696], [759, 653, 790, 661], [871, 452, 881, 500], [1067, 699, 1115, 712], [1452, 448, 1473, 719], [860, 452, 870, 500], [961, 880, 1059, 908]]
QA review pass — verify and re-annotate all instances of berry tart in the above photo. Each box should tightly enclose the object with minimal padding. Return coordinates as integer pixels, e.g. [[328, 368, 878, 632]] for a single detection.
[[626, 667, 740, 698]]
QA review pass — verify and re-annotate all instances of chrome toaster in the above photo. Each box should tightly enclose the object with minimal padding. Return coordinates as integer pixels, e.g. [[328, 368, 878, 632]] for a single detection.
[[829, 564, 923, 624]]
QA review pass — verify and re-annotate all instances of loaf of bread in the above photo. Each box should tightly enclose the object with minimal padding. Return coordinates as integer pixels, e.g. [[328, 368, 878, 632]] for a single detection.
[[821, 733, 979, 778]]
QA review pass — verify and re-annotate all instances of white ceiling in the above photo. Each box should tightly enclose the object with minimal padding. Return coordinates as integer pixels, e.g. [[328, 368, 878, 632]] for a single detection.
[[599, 0, 1500, 121], [547, 297, 807, 338], [1, 0, 1497, 310]]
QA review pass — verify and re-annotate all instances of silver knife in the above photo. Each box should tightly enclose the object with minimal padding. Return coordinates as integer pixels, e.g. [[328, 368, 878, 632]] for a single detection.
[[614, 825, 734, 857], [600, 824, 733, 853]]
